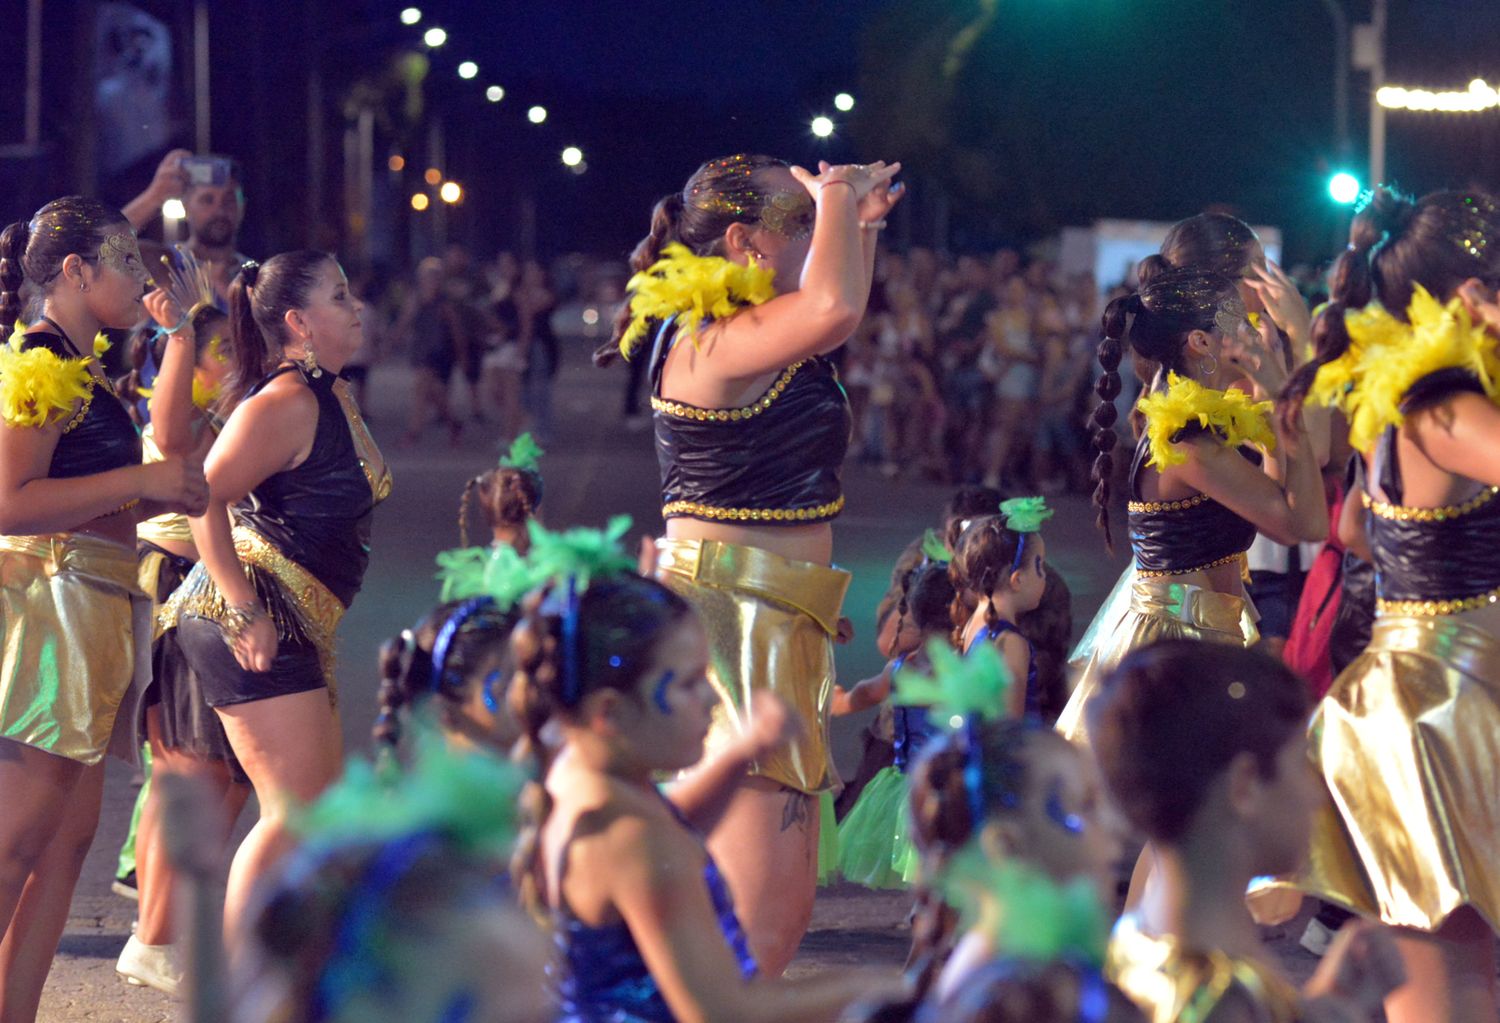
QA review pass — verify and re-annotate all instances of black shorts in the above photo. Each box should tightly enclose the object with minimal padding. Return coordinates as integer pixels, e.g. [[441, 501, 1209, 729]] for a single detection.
[[176, 615, 326, 708]]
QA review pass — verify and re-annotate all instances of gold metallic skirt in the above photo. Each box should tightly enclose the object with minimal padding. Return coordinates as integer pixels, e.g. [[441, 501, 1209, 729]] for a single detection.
[[655, 537, 851, 794], [0, 532, 150, 764], [1275, 615, 1500, 933], [1056, 571, 1258, 744]]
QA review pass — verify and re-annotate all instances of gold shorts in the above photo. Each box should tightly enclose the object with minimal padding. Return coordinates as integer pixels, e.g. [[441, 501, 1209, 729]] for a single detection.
[[1056, 571, 1258, 744], [655, 537, 851, 794], [1271, 615, 1500, 932], [0, 533, 149, 764]]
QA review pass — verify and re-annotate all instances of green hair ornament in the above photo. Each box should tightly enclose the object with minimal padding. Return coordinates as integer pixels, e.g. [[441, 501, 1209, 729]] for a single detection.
[[938, 844, 1108, 968], [999, 496, 1053, 534], [920, 528, 951, 563], [434, 542, 542, 607], [525, 515, 635, 589], [499, 432, 544, 474], [894, 639, 1013, 728]]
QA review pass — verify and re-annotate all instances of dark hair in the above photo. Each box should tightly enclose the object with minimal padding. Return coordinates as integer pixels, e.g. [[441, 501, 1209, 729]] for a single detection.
[[1089, 639, 1309, 845], [1282, 187, 1500, 427], [948, 515, 1029, 646], [902, 561, 958, 635], [223, 251, 336, 409], [597, 153, 788, 366], [117, 306, 230, 426], [942, 485, 1005, 552], [1139, 212, 1259, 287], [372, 601, 520, 753], [1088, 266, 1238, 550], [508, 573, 694, 914], [458, 465, 544, 546], [0, 196, 130, 327]]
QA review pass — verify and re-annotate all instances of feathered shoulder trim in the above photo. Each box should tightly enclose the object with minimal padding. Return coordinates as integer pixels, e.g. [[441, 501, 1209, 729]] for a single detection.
[[0, 324, 96, 429], [1136, 373, 1276, 470], [1310, 284, 1500, 451], [618, 243, 776, 360]]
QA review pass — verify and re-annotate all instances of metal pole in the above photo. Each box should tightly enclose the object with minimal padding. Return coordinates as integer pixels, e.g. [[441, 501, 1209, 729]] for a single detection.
[[24, 0, 42, 147], [1369, 0, 1387, 184], [193, 0, 211, 151], [1317, 0, 1349, 160]]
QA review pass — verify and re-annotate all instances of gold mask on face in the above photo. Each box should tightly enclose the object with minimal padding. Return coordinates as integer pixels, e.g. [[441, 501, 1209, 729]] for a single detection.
[[759, 190, 815, 241], [97, 232, 149, 286], [1214, 295, 1252, 341]]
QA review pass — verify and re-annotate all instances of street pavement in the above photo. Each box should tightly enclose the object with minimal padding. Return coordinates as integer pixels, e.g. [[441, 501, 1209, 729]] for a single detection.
[[40, 347, 1317, 1020]]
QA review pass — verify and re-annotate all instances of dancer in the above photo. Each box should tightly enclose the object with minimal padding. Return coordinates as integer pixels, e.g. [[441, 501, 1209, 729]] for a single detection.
[[601, 152, 903, 972], [1090, 640, 1404, 1022], [1056, 265, 1328, 742], [1274, 187, 1500, 1023], [457, 432, 544, 549], [951, 498, 1053, 716], [507, 539, 895, 1022], [833, 558, 955, 888], [161, 250, 390, 943], [0, 197, 208, 1020]]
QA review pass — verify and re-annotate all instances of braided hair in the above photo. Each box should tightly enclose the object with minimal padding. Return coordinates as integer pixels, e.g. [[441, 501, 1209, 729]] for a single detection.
[[948, 515, 1029, 648], [458, 464, 544, 548]]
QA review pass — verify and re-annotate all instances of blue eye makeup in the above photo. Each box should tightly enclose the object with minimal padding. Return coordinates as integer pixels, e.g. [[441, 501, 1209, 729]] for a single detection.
[[652, 670, 675, 715], [1046, 779, 1084, 836]]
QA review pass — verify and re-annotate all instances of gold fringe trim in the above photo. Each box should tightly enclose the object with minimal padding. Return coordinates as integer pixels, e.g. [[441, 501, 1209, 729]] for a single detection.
[[1363, 486, 1500, 522], [651, 362, 805, 422], [661, 495, 844, 523]]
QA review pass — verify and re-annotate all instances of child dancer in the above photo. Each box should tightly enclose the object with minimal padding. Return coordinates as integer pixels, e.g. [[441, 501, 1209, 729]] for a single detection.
[[458, 432, 544, 550]]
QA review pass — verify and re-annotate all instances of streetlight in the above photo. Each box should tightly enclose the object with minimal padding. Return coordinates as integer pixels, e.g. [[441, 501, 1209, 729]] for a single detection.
[[439, 181, 463, 204], [411, 193, 430, 211], [561, 146, 583, 167], [486, 85, 504, 103], [810, 115, 834, 138], [834, 92, 855, 112], [387, 154, 405, 172], [400, 7, 421, 25], [457, 61, 478, 80], [1328, 171, 1361, 205], [423, 26, 446, 47], [527, 105, 548, 124]]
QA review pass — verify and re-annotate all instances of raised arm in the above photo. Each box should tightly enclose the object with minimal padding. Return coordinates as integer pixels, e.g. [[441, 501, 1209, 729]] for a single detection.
[[1173, 427, 1328, 546], [142, 290, 209, 457], [122, 149, 191, 232]]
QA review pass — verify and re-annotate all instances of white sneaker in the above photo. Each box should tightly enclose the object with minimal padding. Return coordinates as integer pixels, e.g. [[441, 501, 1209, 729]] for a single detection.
[[116, 934, 182, 997]]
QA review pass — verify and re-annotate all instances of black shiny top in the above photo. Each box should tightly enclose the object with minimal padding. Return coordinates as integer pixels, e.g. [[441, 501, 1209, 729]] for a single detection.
[[20, 331, 141, 479], [233, 366, 388, 606], [1365, 369, 1500, 612], [1127, 428, 1258, 575], [649, 321, 851, 524]]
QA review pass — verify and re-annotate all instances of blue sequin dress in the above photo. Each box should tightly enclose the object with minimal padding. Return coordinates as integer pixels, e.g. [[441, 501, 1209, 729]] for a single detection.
[[967, 620, 1039, 716]]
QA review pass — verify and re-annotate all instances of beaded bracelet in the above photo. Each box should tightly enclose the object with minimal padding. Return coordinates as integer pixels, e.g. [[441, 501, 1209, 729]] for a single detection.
[[220, 600, 268, 642]]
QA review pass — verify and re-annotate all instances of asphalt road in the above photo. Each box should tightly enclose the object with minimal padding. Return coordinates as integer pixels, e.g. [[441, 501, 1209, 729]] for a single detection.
[[41, 347, 1322, 1021]]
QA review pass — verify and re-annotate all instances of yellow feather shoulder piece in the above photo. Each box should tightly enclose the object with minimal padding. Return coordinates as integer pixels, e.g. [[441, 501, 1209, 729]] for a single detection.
[[0, 323, 94, 428], [1136, 373, 1276, 470], [1309, 285, 1500, 451], [618, 243, 776, 360]]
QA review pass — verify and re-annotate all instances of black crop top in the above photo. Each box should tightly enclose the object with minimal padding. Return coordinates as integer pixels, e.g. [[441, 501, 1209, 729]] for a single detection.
[[19, 332, 141, 479], [1364, 369, 1500, 615], [234, 366, 390, 606], [1126, 428, 1258, 576], [648, 320, 851, 525]]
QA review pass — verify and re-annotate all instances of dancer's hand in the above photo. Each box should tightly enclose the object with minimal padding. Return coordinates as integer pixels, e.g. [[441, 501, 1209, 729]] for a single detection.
[[742, 690, 803, 762], [789, 160, 902, 204], [1243, 260, 1312, 358], [232, 615, 279, 673], [1222, 312, 1289, 399], [835, 616, 855, 645], [143, 288, 190, 338], [812, 160, 906, 224], [829, 686, 854, 716], [1305, 919, 1406, 1016], [1458, 278, 1500, 336], [139, 453, 209, 515]]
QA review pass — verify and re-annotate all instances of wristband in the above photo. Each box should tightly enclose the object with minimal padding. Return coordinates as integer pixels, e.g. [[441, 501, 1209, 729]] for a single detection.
[[164, 317, 192, 337], [818, 180, 856, 196]]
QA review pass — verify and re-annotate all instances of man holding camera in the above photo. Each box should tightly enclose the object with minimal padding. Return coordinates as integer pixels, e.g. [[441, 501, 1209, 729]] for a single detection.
[[125, 148, 250, 300]]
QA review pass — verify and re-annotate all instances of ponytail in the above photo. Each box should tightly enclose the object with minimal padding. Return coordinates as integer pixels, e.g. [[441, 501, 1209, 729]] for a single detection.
[[597, 192, 685, 367], [457, 476, 479, 548], [372, 630, 425, 752], [507, 585, 566, 919], [223, 261, 267, 411], [1089, 293, 1135, 552], [0, 220, 31, 329]]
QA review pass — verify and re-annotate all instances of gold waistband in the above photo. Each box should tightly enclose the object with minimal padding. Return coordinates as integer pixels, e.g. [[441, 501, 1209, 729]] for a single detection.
[[1129, 575, 1250, 634], [136, 512, 195, 547], [0, 532, 139, 592], [1363, 615, 1500, 679], [662, 495, 844, 524], [654, 536, 851, 636], [1377, 582, 1500, 618]]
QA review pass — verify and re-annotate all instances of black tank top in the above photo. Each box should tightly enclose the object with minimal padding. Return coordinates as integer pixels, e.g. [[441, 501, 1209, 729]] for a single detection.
[[648, 319, 851, 524], [1126, 428, 1258, 576], [19, 331, 141, 479]]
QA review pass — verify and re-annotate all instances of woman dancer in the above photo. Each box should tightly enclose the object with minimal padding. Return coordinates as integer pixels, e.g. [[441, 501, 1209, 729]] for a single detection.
[[161, 251, 390, 940], [1056, 265, 1327, 743], [600, 153, 902, 972], [0, 198, 207, 1019], [1276, 187, 1500, 1023]]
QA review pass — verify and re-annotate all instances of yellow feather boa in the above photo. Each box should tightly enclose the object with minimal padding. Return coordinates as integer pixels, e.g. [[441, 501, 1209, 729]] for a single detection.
[[1136, 373, 1276, 470], [618, 243, 776, 359], [1310, 284, 1500, 452], [0, 322, 105, 429]]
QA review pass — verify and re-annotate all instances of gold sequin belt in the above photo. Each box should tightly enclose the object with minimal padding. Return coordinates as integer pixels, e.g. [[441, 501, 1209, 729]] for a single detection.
[[1377, 582, 1500, 617], [662, 495, 844, 524]]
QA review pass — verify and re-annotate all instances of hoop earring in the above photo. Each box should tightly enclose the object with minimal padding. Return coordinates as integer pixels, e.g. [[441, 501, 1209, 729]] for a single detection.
[[1199, 353, 1218, 377]]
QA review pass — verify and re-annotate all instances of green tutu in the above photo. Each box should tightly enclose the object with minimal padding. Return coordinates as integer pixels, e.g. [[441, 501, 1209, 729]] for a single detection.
[[817, 789, 839, 885], [835, 766, 918, 889]]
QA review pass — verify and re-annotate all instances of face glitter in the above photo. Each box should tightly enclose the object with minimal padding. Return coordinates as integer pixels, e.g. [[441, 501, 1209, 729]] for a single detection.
[[652, 670, 675, 715]]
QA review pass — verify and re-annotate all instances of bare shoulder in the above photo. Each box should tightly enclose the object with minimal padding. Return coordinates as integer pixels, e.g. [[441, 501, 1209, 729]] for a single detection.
[[237, 372, 319, 425]]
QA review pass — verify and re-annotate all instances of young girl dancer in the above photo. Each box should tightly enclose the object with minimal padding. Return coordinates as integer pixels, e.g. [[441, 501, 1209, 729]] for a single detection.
[[1276, 186, 1500, 1023], [604, 152, 902, 972], [458, 432, 544, 550], [1057, 265, 1328, 743], [509, 543, 896, 1021]]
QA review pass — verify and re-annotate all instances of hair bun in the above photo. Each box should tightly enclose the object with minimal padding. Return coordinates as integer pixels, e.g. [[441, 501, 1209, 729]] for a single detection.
[[1361, 186, 1418, 241], [238, 259, 260, 286]]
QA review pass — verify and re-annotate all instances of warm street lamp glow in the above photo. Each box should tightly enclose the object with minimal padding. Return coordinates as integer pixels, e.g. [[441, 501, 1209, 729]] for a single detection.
[[810, 115, 835, 138], [410, 193, 430, 211], [423, 26, 447, 47], [527, 105, 548, 124], [561, 146, 583, 167], [424, 167, 442, 185], [439, 181, 463, 204], [457, 61, 478, 80], [486, 85, 504, 103], [834, 92, 855, 112], [1377, 78, 1500, 112], [1328, 172, 1361, 205], [387, 154, 405, 172], [400, 7, 421, 25], [162, 198, 186, 219]]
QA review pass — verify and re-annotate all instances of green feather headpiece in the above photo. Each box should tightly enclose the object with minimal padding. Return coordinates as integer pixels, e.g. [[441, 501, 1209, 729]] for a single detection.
[[938, 844, 1108, 967], [920, 528, 951, 563], [293, 727, 524, 859], [434, 541, 544, 607], [894, 638, 1012, 727], [525, 515, 635, 588], [499, 432, 544, 474], [999, 496, 1053, 534]]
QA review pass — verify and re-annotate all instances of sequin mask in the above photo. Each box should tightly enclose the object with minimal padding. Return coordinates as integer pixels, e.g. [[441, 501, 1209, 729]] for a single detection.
[[758, 191, 814, 241], [97, 233, 149, 287], [1213, 295, 1253, 341]]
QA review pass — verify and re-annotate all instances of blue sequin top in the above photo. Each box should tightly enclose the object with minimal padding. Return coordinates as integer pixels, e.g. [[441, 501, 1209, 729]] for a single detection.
[[890, 656, 938, 774], [967, 620, 1039, 716], [554, 795, 757, 1023]]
